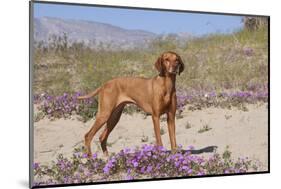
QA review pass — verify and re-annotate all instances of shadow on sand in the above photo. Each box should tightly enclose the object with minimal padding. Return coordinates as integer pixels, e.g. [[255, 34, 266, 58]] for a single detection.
[[166, 146, 218, 155]]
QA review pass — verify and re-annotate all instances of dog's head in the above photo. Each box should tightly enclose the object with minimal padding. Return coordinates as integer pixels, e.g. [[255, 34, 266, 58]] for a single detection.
[[155, 51, 184, 76]]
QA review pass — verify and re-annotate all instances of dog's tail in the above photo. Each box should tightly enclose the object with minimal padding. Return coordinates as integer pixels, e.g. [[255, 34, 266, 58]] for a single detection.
[[77, 87, 101, 100]]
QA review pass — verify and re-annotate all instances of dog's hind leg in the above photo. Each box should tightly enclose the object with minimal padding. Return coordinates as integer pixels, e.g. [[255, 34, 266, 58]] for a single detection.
[[99, 104, 125, 156], [84, 87, 120, 157], [84, 113, 110, 157]]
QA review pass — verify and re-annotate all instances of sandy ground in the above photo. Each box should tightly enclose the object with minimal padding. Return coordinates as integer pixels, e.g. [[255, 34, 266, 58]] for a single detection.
[[34, 103, 268, 170]]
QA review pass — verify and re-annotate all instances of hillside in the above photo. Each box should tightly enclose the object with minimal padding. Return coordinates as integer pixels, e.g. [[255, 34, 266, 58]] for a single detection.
[[34, 17, 158, 49]]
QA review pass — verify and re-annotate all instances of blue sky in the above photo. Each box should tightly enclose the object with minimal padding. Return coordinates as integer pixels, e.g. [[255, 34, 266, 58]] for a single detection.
[[34, 2, 244, 36]]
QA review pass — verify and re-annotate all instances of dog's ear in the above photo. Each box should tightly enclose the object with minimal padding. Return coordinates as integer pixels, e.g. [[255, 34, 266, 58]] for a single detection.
[[178, 55, 185, 75], [155, 56, 163, 73]]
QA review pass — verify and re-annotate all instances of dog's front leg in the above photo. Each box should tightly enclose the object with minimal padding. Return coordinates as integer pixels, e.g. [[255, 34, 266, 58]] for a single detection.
[[167, 111, 177, 151], [152, 114, 163, 146], [167, 92, 177, 151]]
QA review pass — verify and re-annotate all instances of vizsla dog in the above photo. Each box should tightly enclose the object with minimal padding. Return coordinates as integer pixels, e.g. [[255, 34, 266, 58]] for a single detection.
[[78, 51, 184, 157]]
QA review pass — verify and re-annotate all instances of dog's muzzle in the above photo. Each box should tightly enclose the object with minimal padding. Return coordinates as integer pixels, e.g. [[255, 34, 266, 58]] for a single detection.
[[169, 66, 179, 75]]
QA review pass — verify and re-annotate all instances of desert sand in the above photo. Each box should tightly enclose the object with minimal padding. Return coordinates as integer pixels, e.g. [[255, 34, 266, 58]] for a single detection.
[[34, 103, 268, 170]]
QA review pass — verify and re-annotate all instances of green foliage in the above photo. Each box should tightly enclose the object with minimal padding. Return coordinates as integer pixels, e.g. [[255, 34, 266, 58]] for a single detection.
[[76, 101, 98, 122], [177, 26, 268, 92], [33, 26, 268, 96], [243, 17, 268, 31]]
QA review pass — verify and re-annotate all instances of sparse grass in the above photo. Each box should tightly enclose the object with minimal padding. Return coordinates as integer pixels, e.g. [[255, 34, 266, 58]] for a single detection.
[[185, 121, 192, 129], [224, 115, 232, 120], [141, 134, 149, 143], [107, 142, 114, 148], [34, 112, 45, 122], [123, 104, 143, 115], [160, 128, 165, 135], [160, 115, 167, 122], [33, 26, 268, 122], [33, 26, 268, 96], [178, 27, 268, 92], [198, 124, 212, 133], [223, 146, 232, 160]]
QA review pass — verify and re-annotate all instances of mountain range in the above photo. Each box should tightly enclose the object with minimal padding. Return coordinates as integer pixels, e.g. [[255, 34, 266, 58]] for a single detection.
[[34, 17, 191, 49]]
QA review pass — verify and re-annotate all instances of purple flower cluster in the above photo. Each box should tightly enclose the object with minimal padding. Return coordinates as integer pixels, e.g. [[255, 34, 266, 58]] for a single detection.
[[34, 86, 268, 122], [176, 88, 268, 113], [243, 47, 254, 56], [33, 145, 259, 186], [34, 92, 97, 122], [177, 89, 268, 104]]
